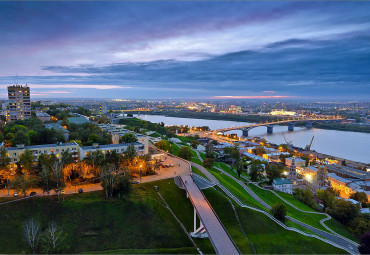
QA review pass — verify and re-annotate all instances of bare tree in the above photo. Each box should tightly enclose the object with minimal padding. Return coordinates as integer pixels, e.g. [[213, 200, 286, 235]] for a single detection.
[[101, 164, 117, 198], [24, 218, 41, 254], [43, 221, 64, 253]]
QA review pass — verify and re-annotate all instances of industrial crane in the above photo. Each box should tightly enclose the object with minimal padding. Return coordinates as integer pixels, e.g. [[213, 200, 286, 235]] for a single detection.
[[305, 136, 314, 151], [282, 133, 293, 150]]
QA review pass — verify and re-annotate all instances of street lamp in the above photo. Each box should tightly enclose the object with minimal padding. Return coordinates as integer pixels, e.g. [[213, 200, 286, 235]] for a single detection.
[[139, 164, 142, 183]]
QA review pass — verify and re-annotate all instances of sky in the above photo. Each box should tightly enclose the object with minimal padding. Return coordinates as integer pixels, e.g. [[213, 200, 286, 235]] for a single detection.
[[0, 1, 369, 99]]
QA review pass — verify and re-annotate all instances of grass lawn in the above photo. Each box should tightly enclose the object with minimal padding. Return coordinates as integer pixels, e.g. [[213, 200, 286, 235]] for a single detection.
[[286, 220, 316, 235], [191, 166, 209, 181], [324, 218, 359, 243], [156, 179, 215, 254], [246, 183, 329, 232], [275, 191, 317, 212], [0, 179, 202, 254], [85, 247, 196, 254], [214, 162, 239, 178], [203, 188, 348, 254], [191, 157, 203, 165], [170, 142, 180, 155], [208, 169, 266, 211], [199, 152, 206, 160]]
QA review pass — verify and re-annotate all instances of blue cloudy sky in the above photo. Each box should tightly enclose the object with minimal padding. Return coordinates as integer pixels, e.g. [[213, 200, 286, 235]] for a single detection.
[[0, 1, 369, 99]]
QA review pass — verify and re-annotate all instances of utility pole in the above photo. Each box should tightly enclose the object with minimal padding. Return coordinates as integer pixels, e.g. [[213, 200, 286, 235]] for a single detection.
[[7, 175, 9, 196]]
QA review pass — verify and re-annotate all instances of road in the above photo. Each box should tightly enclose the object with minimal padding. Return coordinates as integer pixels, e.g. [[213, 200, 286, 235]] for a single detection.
[[180, 175, 239, 255]]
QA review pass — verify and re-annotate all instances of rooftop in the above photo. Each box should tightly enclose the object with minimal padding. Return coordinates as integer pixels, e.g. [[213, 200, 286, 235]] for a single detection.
[[273, 178, 293, 185], [80, 142, 143, 150], [6, 142, 78, 151]]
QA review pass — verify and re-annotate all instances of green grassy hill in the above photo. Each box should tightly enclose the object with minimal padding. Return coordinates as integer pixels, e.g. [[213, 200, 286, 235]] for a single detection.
[[0, 179, 204, 254], [203, 188, 348, 254]]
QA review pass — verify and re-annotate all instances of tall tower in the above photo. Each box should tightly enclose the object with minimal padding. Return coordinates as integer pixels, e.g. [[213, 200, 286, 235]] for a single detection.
[[7, 85, 31, 121], [316, 164, 330, 190], [288, 157, 298, 185]]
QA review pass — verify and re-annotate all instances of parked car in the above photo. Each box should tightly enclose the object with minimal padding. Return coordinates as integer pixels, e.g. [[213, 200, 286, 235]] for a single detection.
[[131, 180, 139, 184], [30, 191, 36, 196], [13, 192, 19, 197], [61, 190, 65, 194], [169, 164, 174, 167], [78, 188, 83, 193]]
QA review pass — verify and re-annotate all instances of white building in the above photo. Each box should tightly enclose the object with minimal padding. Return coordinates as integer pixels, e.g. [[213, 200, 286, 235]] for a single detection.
[[272, 178, 293, 194], [79, 142, 146, 160]]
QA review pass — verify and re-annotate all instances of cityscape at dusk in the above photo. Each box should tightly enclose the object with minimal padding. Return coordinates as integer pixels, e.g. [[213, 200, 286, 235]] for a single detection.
[[0, 1, 369, 255], [1, 2, 370, 99]]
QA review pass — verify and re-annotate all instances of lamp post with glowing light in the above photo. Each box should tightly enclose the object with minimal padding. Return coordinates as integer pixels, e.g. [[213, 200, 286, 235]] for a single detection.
[[139, 164, 142, 183]]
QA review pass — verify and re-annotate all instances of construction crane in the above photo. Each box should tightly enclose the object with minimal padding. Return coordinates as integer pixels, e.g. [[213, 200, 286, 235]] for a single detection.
[[282, 133, 293, 150], [305, 136, 314, 151]]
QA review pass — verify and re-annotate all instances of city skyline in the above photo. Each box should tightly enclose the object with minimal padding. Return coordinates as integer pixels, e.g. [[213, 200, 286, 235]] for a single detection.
[[0, 2, 369, 99]]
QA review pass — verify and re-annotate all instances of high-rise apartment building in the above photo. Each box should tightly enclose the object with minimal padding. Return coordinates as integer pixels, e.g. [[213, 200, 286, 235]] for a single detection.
[[7, 85, 31, 121]]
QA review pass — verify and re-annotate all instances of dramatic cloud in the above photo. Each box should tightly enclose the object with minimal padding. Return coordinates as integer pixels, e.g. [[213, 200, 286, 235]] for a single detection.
[[0, 2, 369, 99]]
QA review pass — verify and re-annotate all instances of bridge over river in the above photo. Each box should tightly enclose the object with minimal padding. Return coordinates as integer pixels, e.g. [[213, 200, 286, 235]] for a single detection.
[[211, 117, 343, 136]]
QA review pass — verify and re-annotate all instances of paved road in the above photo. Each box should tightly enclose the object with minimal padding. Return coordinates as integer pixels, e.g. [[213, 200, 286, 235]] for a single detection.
[[180, 175, 239, 255]]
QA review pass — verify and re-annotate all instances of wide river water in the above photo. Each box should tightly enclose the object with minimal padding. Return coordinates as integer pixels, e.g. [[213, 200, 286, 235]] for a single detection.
[[136, 114, 370, 164]]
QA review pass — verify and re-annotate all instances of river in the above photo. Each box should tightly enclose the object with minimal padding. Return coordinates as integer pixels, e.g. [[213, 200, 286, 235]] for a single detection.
[[136, 114, 370, 164]]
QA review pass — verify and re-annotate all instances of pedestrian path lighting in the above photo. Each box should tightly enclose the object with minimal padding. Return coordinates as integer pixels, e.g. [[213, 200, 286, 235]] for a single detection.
[[139, 164, 142, 183]]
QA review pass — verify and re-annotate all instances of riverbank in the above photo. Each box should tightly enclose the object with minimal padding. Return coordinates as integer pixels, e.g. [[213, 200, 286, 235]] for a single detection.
[[130, 111, 370, 133]]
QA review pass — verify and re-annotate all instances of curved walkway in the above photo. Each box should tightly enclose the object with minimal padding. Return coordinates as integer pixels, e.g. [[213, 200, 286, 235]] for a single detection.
[[213, 166, 359, 254]]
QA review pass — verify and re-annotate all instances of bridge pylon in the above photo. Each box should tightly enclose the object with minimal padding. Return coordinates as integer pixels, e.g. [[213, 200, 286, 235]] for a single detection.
[[267, 125, 273, 134], [242, 129, 249, 137], [190, 208, 209, 239], [288, 122, 294, 131]]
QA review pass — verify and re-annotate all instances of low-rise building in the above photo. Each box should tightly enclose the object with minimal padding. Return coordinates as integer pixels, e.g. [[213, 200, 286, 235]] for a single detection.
[[36, 112, 51, 122], [5, 142, 79, 166], [286, 157, 306, 168], [272, 178, 293, 194], [79, 142, 145, 160]]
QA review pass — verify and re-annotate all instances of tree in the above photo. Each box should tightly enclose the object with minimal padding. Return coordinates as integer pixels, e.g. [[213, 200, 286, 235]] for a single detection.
[[11, 174, 36, 196], [0, 147, 11, 172], [178, 146, 192, 161], [327, 199, 360, 225], [24, 218, 41, 254], [120, 132, 137, 143], [84, 150, 104, 176], [101, 164, 116, 198], [236, 159, 244, 178], [271, 203, 287, 222], [19, 149, 35, 174], [50, 161, 66, 195], [203, 158, 214, 169], [60, 151, 74, 166], [113, 174, 131, 197], [191, 140, 200, 149], [348, 215, 370, 237], [266, 164, 282, 184], [155, 140, 169, 151], [350, 192, 368, 204], [205, 142, 215, 158], [124, 144, 137, 162], [254, 146, 265, 156], [316, 189, 335, 211], [12, 130, 30, 146], [43, 221, 65, 254], [249, 162, 264, 181], [359, 232, 370, 254], [293, 187, 316, 209]]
